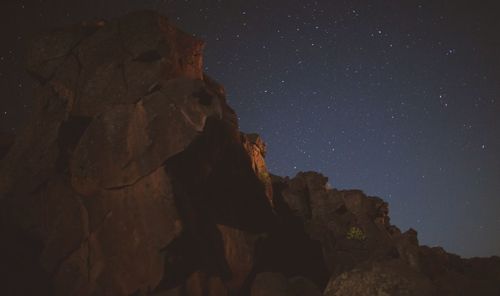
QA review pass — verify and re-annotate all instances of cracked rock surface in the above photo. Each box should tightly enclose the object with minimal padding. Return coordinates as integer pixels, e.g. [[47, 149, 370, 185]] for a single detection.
[[1, 11, 500, 296]]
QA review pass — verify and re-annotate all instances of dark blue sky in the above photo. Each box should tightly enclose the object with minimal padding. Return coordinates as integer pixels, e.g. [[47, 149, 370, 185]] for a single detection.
[[1, 0, 499, 257]]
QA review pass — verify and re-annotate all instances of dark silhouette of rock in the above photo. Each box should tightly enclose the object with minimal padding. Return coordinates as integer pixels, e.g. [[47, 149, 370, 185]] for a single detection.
[[1, 10, 499, 296], [275, 172, 500, 296], [287, 276, 323, 296], [419, 246, 500, 296], [251, 272, 289, 296], [250, 273, 322, 296]]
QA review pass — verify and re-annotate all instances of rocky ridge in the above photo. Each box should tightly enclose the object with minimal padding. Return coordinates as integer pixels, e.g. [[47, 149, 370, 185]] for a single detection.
[[0, 11, 499, 296]]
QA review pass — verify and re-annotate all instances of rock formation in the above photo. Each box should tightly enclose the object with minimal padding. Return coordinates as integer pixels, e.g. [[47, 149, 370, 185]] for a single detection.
[[1, 11, 499, 296]]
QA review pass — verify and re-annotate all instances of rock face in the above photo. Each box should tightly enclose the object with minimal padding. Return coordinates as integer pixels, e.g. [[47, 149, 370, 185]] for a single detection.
[[250, 273, 322, 296], [1, 11, 499, 296], [0, 11, 273, 296], [323, 260, 436, 296]]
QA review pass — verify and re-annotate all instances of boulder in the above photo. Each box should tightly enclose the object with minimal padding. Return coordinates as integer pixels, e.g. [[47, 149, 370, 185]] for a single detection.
[[324, 260, 436, 296]]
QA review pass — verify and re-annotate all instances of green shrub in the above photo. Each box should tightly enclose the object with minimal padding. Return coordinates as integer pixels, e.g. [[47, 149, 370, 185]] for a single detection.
[[258, 170, 270, 182], [346, 226, 366, 241]]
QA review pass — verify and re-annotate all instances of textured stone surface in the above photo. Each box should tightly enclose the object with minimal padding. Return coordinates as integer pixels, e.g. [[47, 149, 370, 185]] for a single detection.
[[0, 11, 270, 296], [324, 260, 435, 296], [242, 133, 274, 205], [70, 78, 222, 192], [250, 273, 322, 296]]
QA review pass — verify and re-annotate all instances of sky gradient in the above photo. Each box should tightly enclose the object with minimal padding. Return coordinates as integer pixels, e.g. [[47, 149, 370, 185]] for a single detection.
[[1, 0, 499, 257]]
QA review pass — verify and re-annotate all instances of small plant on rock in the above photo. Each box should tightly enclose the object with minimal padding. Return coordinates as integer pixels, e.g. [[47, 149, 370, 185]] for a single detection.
[[258, 170, 271, 185], [346, 226, 366, 241]]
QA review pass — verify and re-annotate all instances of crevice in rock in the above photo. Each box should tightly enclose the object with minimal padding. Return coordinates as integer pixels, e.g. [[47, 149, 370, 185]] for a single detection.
[[147, 82, 162, 95], [192, 88, 213, 106], [55, 116, 92, 174], [104, 173, 151, 191], [27, 24, 102, 86], [165, 117, 275, 231], [154, 233, 200, 291], [302, 183, 313, 220], [118, 62, 129, 92], [133, 50, 163, 62]]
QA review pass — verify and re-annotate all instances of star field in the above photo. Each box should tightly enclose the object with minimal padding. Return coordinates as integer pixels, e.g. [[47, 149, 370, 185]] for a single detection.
[[1, 0, 499, 257]]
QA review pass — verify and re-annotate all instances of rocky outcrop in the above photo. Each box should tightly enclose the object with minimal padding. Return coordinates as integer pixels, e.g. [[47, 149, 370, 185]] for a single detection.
[[274, 172, 500, 296], [0, 11, 273, 296], [419, 246, 500, 295], [1, 10, 499, 296], [274, 171, 420, 276]]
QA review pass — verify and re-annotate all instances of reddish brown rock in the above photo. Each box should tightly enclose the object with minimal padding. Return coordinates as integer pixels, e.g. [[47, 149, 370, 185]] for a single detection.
[[324, 260, 436, 296], [242, 133, 274, 206], [217, 224, 262, 290], [0, 10, 271, 296], [70, 78, 222, 192]]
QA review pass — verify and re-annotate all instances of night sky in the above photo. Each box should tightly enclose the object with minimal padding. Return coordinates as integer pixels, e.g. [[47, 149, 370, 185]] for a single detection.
[[1, 0, 499, 258]]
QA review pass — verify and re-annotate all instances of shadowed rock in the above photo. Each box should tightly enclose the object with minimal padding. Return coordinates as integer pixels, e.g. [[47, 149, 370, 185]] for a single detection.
[[0, 11, 272, 296], [323, 260, 435, 296]]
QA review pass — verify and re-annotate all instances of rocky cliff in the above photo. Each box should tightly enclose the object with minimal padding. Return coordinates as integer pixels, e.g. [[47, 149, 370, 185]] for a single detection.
[[1, 11, 499, 296]]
